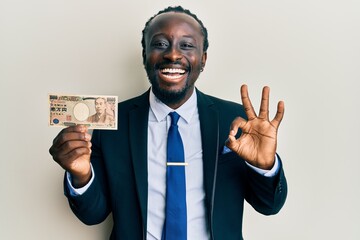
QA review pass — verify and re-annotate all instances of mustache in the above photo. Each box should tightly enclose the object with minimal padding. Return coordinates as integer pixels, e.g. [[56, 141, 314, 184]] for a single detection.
[[155, 60, 189, 70]]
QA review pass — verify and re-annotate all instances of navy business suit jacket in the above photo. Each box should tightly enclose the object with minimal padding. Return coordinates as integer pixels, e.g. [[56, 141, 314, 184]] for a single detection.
[[64, 89, 287, 240]]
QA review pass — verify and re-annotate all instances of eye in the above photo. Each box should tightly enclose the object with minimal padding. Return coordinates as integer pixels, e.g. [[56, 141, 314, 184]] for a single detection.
[[151, 41, 168, 49], [181, 42, 195, 49]]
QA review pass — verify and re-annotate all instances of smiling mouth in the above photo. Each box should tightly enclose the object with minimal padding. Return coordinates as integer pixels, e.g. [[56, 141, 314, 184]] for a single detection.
[[159, 68, 187, 80]]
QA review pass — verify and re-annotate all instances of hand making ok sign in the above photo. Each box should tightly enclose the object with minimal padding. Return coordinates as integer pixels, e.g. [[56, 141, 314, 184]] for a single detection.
[[226, 85, 285, 170]]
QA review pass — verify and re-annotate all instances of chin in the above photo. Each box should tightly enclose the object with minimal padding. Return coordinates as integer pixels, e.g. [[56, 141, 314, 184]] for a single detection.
[[150, 79, 191, 105]]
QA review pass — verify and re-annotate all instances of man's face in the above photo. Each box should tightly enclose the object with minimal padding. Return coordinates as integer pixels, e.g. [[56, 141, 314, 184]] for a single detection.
[[95, 98, 106, 114], [143, 12, 207, 107]]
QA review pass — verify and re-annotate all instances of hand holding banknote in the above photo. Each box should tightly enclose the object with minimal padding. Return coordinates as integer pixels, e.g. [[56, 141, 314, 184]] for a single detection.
[[49, 125, 92, 188], [49, 94, 118, 187]]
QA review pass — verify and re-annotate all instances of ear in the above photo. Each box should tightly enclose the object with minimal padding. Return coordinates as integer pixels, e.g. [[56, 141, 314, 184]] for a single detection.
[[142, 49, 146, 65], [201, 52, 207, 69]]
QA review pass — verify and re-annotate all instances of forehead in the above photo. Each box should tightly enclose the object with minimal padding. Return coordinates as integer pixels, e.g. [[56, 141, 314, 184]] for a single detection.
[[146, 12, 203, 40], [96, 98, 105, 103]]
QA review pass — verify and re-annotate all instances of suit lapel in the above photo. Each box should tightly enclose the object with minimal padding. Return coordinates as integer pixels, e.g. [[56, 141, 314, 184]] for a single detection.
[[129, 90, 150, 234], [196, 90, 219, 225]]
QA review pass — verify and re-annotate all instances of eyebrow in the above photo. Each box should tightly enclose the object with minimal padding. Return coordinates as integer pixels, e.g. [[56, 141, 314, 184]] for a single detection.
[[150, 33, 197, 41], [182, 35, 196, 39]]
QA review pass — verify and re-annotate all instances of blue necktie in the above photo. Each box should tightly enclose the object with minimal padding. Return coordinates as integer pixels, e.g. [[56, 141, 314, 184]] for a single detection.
[[162, 112, 187, 240]]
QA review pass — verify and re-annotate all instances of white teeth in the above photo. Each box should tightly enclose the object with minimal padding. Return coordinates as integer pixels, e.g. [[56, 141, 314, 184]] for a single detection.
[[160, 68, 186, 74], [163, 74, 183, 79]]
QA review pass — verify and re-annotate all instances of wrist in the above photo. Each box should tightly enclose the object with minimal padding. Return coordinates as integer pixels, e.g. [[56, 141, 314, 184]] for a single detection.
[[71, 169, 92, 188], [252, 156, 275, 170]]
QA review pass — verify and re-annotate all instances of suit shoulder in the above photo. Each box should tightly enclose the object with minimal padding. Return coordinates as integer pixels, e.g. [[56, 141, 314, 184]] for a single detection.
[[198, 91, 245, 116], [207, 94, 242, 107], [117, 91, 149, 111]]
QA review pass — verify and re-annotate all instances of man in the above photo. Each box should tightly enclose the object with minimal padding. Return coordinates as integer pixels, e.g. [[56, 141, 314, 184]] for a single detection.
[[49, 6, 287, 240], [87, 97, 114, 124]]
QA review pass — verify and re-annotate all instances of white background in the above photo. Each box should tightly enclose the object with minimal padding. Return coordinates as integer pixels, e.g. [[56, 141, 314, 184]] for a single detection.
[[1, 0, 359, 239]]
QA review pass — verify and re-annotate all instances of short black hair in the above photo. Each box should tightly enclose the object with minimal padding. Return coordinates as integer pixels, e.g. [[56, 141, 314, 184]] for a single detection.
[[141, 6, 209, 58]]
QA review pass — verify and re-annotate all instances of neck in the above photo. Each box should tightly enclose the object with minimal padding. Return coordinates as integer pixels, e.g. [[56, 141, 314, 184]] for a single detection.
[[165, 87, 195, 110]]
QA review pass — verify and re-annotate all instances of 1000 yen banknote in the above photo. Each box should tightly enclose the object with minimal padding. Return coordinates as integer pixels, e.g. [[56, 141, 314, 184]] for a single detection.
[[49, 94, 118, 130]]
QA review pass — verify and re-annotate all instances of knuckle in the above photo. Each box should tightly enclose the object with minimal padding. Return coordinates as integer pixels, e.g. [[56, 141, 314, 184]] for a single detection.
[[73, 148, 83, 156], [58, 134, 67, 144], [63, 140, 73, 150], [73, 147, 87, 157]]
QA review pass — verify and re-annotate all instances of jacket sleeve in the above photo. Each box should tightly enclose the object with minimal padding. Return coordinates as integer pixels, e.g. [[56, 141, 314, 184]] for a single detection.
[[244, 154, 287, 215], [63, 129, 111, 225]]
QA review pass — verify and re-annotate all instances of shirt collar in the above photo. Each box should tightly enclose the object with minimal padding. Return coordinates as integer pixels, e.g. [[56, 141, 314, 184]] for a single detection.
[[149, 88, 197, 124]]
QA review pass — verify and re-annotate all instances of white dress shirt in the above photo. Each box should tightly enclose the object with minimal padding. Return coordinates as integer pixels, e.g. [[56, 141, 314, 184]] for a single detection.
[[147, 89, 209, 239], [66, 89, 280, 239]]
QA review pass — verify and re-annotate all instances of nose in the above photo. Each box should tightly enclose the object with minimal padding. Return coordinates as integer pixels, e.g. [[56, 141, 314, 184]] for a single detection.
[[163, 45, 182, 62]]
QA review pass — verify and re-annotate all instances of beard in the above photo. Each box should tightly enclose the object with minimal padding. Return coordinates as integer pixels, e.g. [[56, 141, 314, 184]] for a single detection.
[[149, 76, 193, 106]]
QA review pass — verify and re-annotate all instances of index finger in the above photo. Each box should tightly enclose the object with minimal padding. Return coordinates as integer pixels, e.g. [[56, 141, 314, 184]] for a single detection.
[[61, 125, 88, 134], [53, 125, 89, 144]]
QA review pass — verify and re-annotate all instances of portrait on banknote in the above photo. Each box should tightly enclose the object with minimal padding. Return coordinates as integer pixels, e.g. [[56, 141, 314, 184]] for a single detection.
[[86, 97, 115, 124], [48, 94, 118, 130]]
